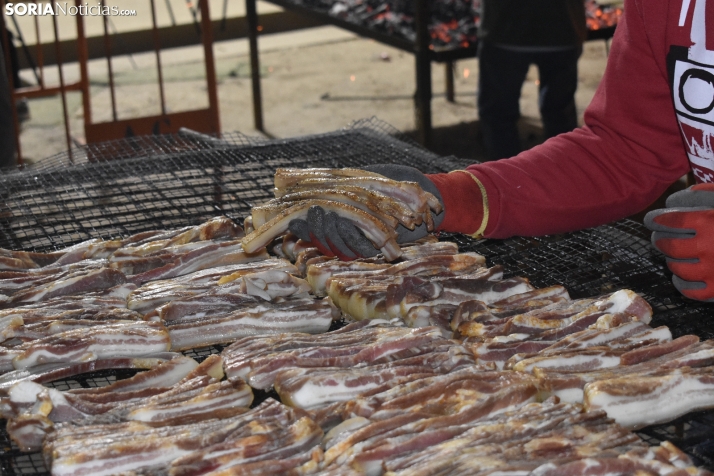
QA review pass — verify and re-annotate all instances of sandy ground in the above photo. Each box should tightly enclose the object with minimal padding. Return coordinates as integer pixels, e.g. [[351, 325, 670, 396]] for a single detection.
[[14, 23, 613, 165]]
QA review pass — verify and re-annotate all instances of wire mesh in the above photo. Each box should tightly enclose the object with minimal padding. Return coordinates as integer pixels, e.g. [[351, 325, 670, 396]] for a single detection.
[[0, 118, 460, 253], [1, 118, 713, 473]]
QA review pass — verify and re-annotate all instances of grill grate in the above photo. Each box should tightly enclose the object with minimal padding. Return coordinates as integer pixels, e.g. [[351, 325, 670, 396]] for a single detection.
[[0, 119, 465, 253], [1, 118, 713, 473]]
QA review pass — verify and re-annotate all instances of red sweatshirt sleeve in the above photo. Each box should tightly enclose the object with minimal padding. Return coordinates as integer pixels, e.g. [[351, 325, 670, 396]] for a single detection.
[[432, 0, 690, 239]]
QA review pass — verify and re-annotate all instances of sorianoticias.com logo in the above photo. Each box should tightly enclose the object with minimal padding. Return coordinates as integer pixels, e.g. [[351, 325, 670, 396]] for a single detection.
[[4, 2, 137, 16]]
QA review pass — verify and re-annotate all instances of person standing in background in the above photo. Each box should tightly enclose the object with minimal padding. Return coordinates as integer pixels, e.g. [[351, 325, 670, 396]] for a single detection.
[[477, 0, 586, 160]]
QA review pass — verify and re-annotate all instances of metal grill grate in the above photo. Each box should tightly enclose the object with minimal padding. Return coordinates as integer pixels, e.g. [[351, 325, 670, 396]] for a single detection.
[[1, 118, 713, 473], [0, 119, 466, 253]]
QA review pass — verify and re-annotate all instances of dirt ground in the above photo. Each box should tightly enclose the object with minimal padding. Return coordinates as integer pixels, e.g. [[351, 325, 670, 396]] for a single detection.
[[15, 25, 612, 165]]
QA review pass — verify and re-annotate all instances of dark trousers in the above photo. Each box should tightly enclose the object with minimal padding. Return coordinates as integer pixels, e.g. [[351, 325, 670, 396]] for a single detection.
[[478, 41, 581, 161]]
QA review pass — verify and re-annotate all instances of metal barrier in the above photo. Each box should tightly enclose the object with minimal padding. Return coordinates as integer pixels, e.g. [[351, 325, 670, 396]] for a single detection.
[[0, 0, 221, 167]]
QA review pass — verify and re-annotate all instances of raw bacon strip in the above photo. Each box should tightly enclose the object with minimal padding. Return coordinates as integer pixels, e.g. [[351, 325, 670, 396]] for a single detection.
[[0, 260, 112, 300], [541, 320, 663, 351], [127, 259, 295, 314], [583, 367, 714, 429], [0, 348, 23, 373], [274, 175, 443, 216], [621, 334, 700, 365], [7, 309, 144, 333], [398, 241, 458, 261], [273, 167, 387, 189], [535, 339, 714, 403], [386, 273, 529, 320], [451, 285, 570, 332], [382, 252, 486, 277], [244, 326, 446, 390], [325, 276, 412, 314], [507, 290, 652, 335], [467, 338, 556, 369], [242, 199, 401, 261], [0, 354, 180, 393], [68, 355, 207, 397], [166, 416, 322, 476], [44, 239, 105, 267], [308, 371, 455, 431], [108, 240, 214, 272], [531, 454, 709, 476], [168, 297, 338, 351], [345, 368, 538, 421], [155, 292, 260, 322], [279, 233, 319, 262], [307, 260, 390, 297], [217, 259, 299, 285], [403, 303, 459, 334], [109, 217, 243, 261], [323, 381, 539, 470], [274, 345, 475, 409], [350, 401, 593, 475], [45, 367, 241, 427], [11, 321, 170, 369], [336, 281, 394, 321], [125, 241, 270, 285], [7, 267, 127, 306], [256, 189, 406, 229], [456, 297, 598, 339], [13, 316, 147, 341], [459, 290, 652, 341], [222, 320, 406, 381], [41, 233, 169, 268], [51, 239, 136, 266], [8, 374, 251, 452], [0, 249, 42, 270], [513, 348, 627, 374], [44, 399, 307, 476], [0, 314, 23, 343], [510, 334, 695, 374], [124, 379, 253, 426], [381, 397, 572, 472], [154, 271, 308, 321], [280, 187, 422, 228], [197, 445, 324, 476], [0, 285, 140, 340], [382, 402, 646, 476], [0, 283, 131, 319], [294, 248, 328, 277], [161, 216, 244, 246], [233, 269, 311, 301], [324, 263, 498, 321]]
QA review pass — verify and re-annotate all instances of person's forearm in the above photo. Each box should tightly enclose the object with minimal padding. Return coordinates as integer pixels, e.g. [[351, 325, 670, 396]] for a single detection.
[[431, 0, 689, 239]]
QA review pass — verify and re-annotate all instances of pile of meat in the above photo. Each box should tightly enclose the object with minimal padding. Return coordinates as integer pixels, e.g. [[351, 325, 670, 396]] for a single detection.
[[0, 168, 711, 475], [241, 168, 443, 261]]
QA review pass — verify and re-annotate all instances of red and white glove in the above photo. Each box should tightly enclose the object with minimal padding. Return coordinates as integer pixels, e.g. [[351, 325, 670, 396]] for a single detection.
[[644, 183, 714, 301]]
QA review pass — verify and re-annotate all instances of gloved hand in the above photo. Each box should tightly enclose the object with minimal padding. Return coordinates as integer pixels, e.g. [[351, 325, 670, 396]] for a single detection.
[[644, 183, 714, 301], [287, 164, 444, 260]]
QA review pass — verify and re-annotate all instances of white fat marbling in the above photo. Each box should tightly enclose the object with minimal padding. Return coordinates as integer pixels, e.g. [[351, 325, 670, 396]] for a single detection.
[[519, 353, 621, 373], [289, 380, 380, 410], [584, 372, 714, 429]]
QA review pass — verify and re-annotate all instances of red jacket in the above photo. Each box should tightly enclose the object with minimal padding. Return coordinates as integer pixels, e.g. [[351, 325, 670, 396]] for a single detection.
[[429, 0, 712, 239]]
